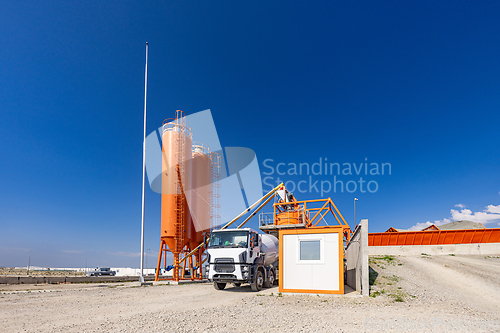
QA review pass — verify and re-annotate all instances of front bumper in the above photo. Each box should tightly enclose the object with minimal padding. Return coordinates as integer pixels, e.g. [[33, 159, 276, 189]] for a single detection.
[[208, 264, 250, 282]]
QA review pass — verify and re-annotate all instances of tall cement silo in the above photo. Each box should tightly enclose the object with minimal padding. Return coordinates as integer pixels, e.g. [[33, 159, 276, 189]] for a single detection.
[[158, 110, 192, 281]]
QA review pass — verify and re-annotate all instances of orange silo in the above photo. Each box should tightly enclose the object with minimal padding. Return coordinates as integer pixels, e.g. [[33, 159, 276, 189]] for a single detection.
[[189, 143, 212, 249], [157, 110, 192, 281]]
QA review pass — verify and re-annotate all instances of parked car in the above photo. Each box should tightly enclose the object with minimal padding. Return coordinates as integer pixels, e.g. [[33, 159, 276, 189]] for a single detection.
[[87, 267, 116, 277]]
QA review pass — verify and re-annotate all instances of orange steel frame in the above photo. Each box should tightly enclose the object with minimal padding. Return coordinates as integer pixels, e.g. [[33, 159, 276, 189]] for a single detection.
[[155, 242, 204, 281], [369, 228, 500, 246], [273, 198, 352, 241], [270, 196, 351, 294], [278, 227, 345, 294]]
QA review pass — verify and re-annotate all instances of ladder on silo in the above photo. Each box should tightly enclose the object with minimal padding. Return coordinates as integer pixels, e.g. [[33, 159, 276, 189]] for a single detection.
[[174, 161, 185, 280], [210, 151, 221, 233], [174, 181, 184, 254]]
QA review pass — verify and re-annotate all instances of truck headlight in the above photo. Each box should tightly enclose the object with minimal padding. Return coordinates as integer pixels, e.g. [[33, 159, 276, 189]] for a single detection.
[[241, 266, 248, 272]]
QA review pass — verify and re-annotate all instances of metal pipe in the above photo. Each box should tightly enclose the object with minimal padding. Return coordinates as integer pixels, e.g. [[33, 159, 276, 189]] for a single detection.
[[354, 198, 358, 227], [179, 183, 285, 265], [139, 42, 148, 284], [237, 192, 276, 229], [221, 183, 283, 229], [179, 239, 207, 264]]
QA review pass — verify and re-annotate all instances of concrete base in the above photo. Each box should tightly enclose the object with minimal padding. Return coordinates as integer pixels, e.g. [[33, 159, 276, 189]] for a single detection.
[[369, 243, 500, 256], [168, 280, 208, 285], [282, 285, 360, 297]]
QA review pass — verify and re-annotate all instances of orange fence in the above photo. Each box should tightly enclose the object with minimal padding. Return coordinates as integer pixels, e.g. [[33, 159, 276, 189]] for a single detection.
[[369, 228, 500, 246]]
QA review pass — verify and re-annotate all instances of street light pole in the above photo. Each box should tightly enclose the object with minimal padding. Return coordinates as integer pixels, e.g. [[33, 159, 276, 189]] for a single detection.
[[139, 42, 149, 284], [354, 198, 358, 227]]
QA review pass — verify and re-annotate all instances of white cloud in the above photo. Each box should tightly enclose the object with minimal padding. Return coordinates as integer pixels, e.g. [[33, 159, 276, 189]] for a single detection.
[[450, 205, 500, 224], [408, 218, 451, 231], [408, 221, 433, 231], [455, 204, 465, 209], [486, 204, 500, 214]]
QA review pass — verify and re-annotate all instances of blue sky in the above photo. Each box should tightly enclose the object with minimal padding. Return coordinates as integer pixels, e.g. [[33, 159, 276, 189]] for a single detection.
[[1, 1, 499, 268]]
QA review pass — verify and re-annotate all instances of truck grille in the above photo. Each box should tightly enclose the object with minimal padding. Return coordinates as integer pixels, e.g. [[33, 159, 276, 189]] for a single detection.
[[214, 258, 235, 273]]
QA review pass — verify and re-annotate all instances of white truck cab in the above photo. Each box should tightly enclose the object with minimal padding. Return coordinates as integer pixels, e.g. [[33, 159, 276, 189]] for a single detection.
[[206, 228, 278, 291]]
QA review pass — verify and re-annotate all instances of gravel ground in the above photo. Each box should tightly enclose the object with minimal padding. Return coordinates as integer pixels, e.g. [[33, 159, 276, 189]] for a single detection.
[[1, 255, 499, 332]]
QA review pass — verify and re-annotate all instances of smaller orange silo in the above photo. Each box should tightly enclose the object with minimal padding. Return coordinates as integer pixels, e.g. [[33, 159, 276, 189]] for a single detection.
[[189, 143, 212, 251]]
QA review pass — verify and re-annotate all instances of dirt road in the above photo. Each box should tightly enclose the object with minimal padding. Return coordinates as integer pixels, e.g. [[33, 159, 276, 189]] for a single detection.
[[1, 255, 499, 332]]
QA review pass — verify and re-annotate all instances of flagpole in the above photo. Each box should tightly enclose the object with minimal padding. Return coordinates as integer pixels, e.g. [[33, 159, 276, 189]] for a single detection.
[[140, 42, 148, 284]]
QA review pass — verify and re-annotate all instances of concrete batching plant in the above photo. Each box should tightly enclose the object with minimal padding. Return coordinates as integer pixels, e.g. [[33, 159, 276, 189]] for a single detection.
[[154, 110, 353, 294]]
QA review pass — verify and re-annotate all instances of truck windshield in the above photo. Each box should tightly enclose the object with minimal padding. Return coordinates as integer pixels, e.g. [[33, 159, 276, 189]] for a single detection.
[[208, 231, 249, 248]]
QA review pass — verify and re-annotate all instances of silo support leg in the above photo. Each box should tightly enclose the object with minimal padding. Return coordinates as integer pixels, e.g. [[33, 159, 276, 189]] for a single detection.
[[155, 240, 165, 282]]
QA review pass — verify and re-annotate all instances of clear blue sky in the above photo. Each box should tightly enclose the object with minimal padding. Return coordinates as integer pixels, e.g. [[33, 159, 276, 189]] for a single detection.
[[1, 1, 499, 268]]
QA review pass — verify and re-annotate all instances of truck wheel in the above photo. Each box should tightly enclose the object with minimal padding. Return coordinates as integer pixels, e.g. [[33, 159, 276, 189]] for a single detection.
[[214, 282, 226, 290], [251, 270, 264, 292], [264, 270, 274, 288]]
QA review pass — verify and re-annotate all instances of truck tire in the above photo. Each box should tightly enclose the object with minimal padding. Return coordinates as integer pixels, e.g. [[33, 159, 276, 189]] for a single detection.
[[251, 270, 264, 292], [214, 282, 226, 290], [264, 269, 274, 288]]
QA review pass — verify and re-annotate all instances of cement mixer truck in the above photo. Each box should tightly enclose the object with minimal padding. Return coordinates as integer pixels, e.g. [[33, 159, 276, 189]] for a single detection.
[[206, 228, 278, 292]]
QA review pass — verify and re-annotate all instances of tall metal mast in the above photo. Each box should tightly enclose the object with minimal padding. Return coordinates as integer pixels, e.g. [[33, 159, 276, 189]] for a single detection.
[[140, 42, 148, 284]]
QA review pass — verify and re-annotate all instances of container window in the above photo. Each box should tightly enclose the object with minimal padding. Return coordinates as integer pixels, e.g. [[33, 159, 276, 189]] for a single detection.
[[299, 240, 321, 260]]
